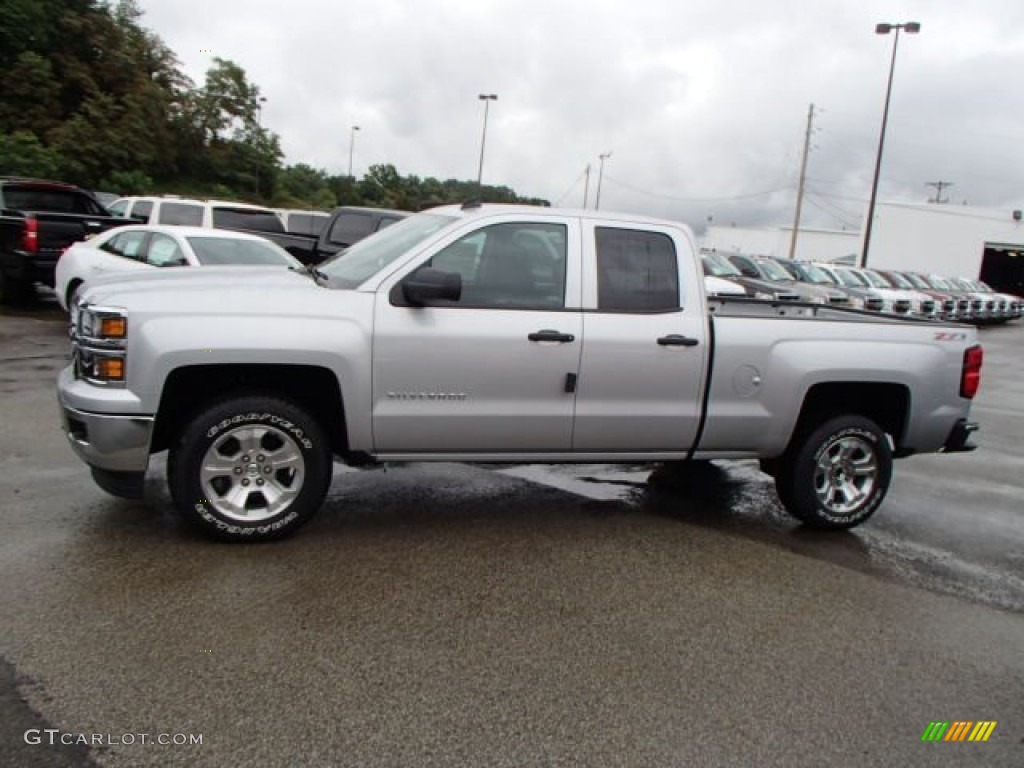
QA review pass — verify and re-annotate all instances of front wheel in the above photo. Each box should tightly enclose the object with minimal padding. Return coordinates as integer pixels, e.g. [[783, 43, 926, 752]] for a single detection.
[[775, 415, 892, 529], [168, 395, 332, 541]]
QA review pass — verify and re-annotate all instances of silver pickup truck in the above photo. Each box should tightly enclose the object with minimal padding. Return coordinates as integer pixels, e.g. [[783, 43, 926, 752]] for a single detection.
[[57, 204, 983, 541]]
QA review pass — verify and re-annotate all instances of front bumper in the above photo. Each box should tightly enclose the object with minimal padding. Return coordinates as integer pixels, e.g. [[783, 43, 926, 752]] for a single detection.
[[60, 404, 154, 472], [58, 367, 154, 473]]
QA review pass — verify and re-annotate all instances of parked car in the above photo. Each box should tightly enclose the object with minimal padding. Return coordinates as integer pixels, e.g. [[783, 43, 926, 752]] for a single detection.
[[813, 264, 887, 312], [781, 260, 882, 311], [0, 177, 128, 305], [967, 279, 1019, 323], [843, 267, 914, 315], [975, 279, 1023, 321], [704, 275, 747, 297], [891, 271, 960, 321], [726, 253, 846, 305], [868, 269, 938, 318], [60, 204, 982, 541], [55, 225, 302, 310], [109, 196, 317, 263], [700, 251, 800, 301]]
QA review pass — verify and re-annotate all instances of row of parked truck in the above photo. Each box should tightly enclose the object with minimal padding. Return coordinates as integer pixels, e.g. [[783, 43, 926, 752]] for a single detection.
[[701, 249, 1022, 325]]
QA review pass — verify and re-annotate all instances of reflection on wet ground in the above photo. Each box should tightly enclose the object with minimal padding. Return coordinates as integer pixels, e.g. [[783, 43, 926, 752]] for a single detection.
[[496, 460, 1024, 613]]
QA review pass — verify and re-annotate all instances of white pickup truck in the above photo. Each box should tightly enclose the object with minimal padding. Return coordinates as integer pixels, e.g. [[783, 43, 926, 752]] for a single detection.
[[58, 204, 983, 541]]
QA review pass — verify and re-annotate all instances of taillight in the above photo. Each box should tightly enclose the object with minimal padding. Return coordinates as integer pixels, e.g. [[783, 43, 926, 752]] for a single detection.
[[21, 218, 39, 253], [960, 345, 983, 399]]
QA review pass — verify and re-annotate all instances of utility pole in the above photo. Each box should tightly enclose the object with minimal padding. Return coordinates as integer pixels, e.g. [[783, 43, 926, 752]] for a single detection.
[[787, 103, 815, 261], [582, 163, 591, 209], [595, 151, 612, 210], [926, 180, 953, 204]]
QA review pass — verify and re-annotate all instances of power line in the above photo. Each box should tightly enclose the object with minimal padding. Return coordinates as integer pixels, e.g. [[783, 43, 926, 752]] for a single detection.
[[601, 174, 792, 203]]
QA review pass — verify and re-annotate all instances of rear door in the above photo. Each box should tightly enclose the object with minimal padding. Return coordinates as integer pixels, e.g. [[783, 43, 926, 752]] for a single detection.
[[572, 222, 708, 452], [372, 215, 583, 453]]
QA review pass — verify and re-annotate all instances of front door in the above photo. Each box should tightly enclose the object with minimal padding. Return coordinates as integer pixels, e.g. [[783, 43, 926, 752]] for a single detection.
[[372, 217, 582, 454]]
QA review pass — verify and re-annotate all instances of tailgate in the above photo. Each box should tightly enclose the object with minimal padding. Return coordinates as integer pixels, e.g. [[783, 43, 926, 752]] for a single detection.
[[29, 212, 126, 252]]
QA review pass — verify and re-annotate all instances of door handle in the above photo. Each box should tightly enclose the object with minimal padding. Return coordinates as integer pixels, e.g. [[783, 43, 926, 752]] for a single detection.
[[657, 334, 699, 347], [528, 330, 575, 343]]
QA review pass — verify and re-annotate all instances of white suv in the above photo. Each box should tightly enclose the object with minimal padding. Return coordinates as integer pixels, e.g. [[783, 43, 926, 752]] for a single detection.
[[108, 196, 283, 232]]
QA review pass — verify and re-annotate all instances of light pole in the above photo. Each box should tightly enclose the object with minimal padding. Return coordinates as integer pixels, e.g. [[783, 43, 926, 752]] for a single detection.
[[476, 94, 498, 197], [347, 125, 360, 179], [861, 21, 920, 267], [595, 151, 612, 210]]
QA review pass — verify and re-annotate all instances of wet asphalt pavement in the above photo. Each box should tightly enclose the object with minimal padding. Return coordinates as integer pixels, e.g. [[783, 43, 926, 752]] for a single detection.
[[1, 294, 1022, 767]]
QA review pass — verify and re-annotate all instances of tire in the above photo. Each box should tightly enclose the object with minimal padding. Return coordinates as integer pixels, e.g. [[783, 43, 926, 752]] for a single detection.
[[65, 280, 83, 311], [774, 415, 892, 530], [168, 395, 332, 541]]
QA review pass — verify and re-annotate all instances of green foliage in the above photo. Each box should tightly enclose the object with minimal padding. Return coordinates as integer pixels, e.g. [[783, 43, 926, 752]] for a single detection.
[[0, 131, 61, 178], [0, 0, 546, 209]]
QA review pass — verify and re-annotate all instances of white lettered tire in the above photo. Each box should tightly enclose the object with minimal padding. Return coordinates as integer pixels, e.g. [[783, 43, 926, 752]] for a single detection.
[[775, 415, 893, 529], [168, 396, 332, 541]]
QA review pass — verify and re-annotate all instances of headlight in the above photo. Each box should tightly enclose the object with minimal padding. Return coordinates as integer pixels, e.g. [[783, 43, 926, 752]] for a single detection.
[[754, 291, 774, 300], [848, 297, 865, 309], [72, 304, 128, 386], [79, 306, 128, 344]]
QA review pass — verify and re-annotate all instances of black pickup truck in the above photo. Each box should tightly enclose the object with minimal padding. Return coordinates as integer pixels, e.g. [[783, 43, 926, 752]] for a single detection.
[[0, 178, 128, 304], [310, 206, 409, 263]]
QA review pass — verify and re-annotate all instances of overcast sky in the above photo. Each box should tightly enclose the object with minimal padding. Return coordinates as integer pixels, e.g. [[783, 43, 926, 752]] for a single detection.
[[137, 0, 1024, 231]]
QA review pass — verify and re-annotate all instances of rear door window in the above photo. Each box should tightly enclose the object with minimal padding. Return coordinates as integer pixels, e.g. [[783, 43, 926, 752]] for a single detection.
[[130, 201, 153, 221], [212, 207, 285, 232], [158, 202, 204, 226], [101, 231, 149, 262], [595, 227, 679, 312], [285, 213, 328, 237], [145, 233, 186, 266], [328, 212, 375, 245]]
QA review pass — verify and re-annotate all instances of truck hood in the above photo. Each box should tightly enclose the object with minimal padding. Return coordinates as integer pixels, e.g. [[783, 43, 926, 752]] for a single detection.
[[78, 266, 324, 311]]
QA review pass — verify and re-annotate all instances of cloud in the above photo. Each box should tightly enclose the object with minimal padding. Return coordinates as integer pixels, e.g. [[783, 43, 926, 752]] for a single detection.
[[138, 0, 1024, 228]]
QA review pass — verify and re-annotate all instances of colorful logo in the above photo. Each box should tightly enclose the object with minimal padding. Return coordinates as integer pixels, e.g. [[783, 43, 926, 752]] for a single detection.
[[921, 721, 997, 742]]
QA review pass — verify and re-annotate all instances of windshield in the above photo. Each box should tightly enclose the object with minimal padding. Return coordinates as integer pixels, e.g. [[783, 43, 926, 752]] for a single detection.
[[903, 273, 929, 290], [756, 259, 792, 282], [835, 268, 868, 288], [701, 253, 742, 277], [860, 270, 891, 289], [187, 236, 300, 267], [319, 213, 456, 287], [885, 272, 913, 289], [801, 263, 834, 284]]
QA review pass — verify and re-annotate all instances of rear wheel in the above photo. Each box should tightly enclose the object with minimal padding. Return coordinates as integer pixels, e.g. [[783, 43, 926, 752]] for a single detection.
[[775, 415, 892, 529], [168, 395, 332, 541]]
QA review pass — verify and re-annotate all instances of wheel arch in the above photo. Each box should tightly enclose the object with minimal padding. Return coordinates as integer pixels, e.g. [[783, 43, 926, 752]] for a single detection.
[[151, 364, 348, 456], [789, 381, 911, 454]]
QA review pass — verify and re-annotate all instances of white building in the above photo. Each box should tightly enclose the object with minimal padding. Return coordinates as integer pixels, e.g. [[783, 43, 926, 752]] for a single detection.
[[699, 200, 1024, 296], [701, 224, 857, 263]]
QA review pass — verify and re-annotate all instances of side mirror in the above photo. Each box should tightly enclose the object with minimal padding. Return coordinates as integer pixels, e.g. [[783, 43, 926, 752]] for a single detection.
[[165, 257, 189, 267], [741, 267, 759, 278], [402, 267, 462, 306]]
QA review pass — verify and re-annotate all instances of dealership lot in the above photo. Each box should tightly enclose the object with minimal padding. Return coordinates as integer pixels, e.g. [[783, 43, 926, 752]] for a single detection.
[[1, 302, 1022, 767]]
